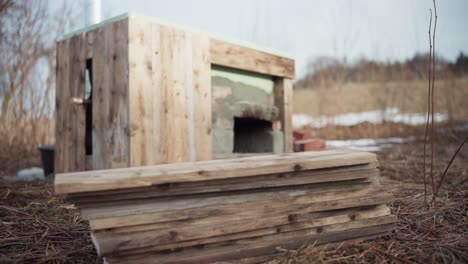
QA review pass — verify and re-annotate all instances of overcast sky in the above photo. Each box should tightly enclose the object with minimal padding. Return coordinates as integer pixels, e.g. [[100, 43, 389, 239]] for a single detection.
[[67, 0, 468, 77]]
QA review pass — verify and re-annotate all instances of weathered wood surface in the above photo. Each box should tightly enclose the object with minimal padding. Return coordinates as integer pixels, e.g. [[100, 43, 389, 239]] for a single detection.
[[68, 164, 379, 205], [105, 223, 396, 264], [56, 149, 395, 263], [92, 19, 130, 170], [274, 77, 293, 152], [55, 35, 87, 173], [210, 38, 295, 78], [55, 149, 377, 194], [56, 15, 295, 173], [127, 17, 213, 166], [93, 207, 393, 255], [89, 189, 392, 230]]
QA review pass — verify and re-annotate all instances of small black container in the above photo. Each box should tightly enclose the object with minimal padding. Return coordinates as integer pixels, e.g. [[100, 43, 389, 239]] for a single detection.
[[37, 145, 54, 176]]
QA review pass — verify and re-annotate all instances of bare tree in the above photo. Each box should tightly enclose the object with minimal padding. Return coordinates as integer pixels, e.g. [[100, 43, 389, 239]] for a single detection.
[[0, 0, 78, 174], [0, 0, 77, 127]]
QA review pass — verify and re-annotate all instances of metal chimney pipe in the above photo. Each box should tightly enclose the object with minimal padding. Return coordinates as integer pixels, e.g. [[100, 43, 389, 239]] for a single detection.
[[84, 0, 102, 26]]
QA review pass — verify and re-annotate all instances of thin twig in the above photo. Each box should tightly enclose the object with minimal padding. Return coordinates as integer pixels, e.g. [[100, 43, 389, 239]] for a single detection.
[[423, 9, 433, 203], [430, 0, 438, 204], [431, 135, 468, 204]]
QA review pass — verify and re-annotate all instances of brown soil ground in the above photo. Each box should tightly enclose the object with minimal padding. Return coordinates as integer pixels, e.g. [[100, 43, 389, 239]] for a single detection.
[[0, 130, 466, 263]]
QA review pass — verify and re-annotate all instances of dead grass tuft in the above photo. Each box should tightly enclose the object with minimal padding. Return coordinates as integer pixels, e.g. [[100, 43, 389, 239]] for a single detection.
[[0, 179, 98, 263]]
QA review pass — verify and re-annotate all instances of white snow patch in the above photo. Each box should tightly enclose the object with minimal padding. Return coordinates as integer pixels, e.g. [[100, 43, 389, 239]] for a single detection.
[[293, 108, 448, 128], [1, 167, 45, 182], [326, 137, 416, 152]]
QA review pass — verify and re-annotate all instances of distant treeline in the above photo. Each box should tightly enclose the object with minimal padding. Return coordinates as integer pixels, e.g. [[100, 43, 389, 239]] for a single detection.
[[296, 52, 468, 88]]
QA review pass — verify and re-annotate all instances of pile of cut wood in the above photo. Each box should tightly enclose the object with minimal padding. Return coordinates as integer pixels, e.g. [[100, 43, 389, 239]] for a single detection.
[[55, 149, 396, 264]]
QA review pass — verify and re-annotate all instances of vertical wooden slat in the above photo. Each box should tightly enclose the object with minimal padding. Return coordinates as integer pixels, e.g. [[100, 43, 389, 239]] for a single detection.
[[128, 17, 212, 166], [274, 78, 293, 153], [55, 39, 69, 173], [192, 34, 212, 161], [92, 19, 130, 170], [69, 34, 87, 171], [128, 17, 160, 167], [159, 25, 191, 163], [55, 34, 87, 173]]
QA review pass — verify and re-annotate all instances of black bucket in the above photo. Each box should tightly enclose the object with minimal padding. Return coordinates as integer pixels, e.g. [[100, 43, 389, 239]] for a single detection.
[[37, 145, 54, 176]]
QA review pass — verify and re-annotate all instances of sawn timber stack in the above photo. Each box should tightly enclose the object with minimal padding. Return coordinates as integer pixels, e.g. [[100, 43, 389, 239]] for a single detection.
[[55, 149, 396, 263]]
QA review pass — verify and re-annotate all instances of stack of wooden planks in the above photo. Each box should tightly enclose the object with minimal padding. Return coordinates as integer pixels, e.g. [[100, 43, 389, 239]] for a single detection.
[[55, 149, 396, 264]]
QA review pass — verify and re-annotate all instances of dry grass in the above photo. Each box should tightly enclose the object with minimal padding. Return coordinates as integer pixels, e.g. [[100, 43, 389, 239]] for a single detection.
[[0, 179, 98, 264], [293, 77, 468, 120], [0, 118, 54, 176]]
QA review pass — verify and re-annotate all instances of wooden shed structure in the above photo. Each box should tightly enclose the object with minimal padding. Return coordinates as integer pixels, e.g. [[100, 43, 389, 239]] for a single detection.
[[55, 13, 295, 173]]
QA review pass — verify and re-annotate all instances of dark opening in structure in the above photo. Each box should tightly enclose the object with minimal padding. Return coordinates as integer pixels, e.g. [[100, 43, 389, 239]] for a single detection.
[[85, 58, 93, 156], [233, 117, 273, 153]]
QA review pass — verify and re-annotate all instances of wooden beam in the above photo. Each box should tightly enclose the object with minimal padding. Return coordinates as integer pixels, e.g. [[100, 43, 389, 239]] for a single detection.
[[210, 38, 294, 78], [274, 77, 293, 152]]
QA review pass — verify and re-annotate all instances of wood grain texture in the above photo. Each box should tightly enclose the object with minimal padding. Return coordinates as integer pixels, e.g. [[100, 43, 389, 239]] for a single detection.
[[274, 77, 293, 152], [126, 17, 213, 166], [94, 208, 393, 256], [158, 24, 191, 163], [68, 164, 379, 205], [55, 34, 87, 173], [55, 39, 68, 174], [210, 38, 295, 78], [191, 33, 212, 161], [55, 149, 377, 194], [81, 182, 380, 219], [92, 19, 130, 170], [128, 17, 160, 167], [103, 219, 396, 263], [86, 187, 392, 230]]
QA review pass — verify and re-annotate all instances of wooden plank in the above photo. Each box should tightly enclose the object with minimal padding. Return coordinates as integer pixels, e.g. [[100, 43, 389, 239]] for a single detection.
[[158, 24, 191, 163], [274, 78, 293, 152], [102, 217, 396, 262], [93, 206, 391, 255], [55, 39, 70, 174], [106, 230, 392, 264], [127, 18, 212, 166], [128, 17, 161, 166], [210, 38, 294, 78], [143, 207, 391, 253], [191, 33, 212, 161], [81, 181, 379, 219], [69, 34, 87, 172], [55, 149, 377, 194], [106, 204, 388, 234], [86, 188, 392, 230], [92, 18, 130, 170], [55, 34, 87, 173], [69, 165, 379, 205]]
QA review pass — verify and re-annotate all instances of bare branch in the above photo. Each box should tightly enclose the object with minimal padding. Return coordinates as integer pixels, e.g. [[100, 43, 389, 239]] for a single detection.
[[431, 136, 468, 204], [423, 8, 433, 203], [430, 0, 438, 204]]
